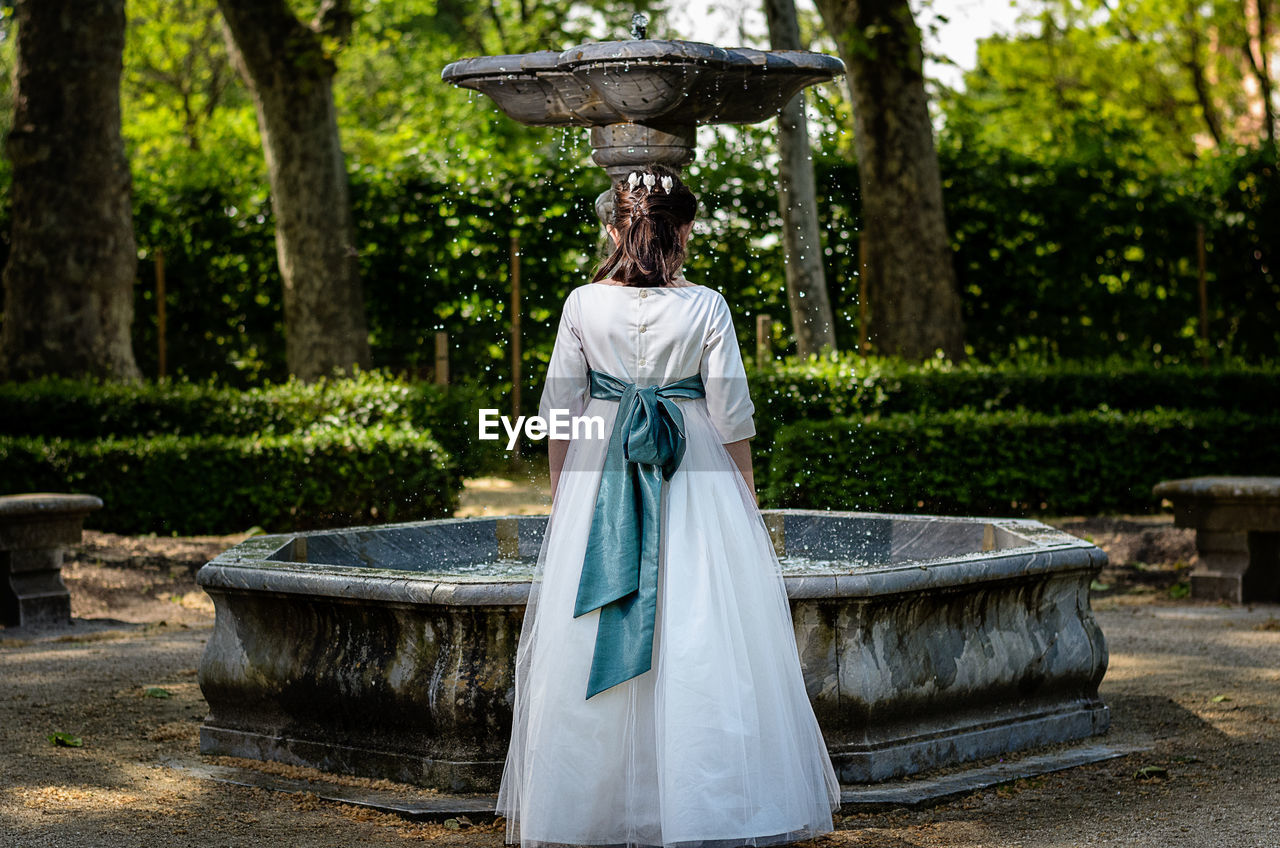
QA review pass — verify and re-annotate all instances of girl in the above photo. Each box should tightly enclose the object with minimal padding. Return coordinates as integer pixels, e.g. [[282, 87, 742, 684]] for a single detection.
[[497, 164, 841, 848]]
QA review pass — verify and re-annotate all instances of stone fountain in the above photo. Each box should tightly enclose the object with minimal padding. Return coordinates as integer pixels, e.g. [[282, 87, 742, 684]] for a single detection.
[[197, 511, 1109, 791], [194, 19, 1113, 795], [440, 13, 844, 222]]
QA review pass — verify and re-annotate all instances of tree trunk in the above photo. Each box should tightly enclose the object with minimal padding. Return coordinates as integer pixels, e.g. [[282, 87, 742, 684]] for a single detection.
[[1240, 0, 1277, 147], [0, 0, 141, 381], [1183, 1, 1225, 148], [764, 0, 838, 358], [814, 0, 966, 359], [216, 0, 370, 380]]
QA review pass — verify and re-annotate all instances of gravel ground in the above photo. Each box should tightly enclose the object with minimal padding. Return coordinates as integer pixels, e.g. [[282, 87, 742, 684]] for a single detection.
[[1, 512, 1277, 848]]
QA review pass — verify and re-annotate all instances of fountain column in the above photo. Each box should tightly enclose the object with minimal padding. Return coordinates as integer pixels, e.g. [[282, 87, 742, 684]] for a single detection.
[[589, 123, 696, 225]]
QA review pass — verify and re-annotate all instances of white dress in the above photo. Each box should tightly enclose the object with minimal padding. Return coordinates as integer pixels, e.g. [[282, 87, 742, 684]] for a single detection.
[[497, 280, 841, 848]]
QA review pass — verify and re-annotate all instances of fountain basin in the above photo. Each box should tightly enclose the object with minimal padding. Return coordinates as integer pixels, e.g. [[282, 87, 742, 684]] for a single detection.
[[442, 38, 844, 186], [441, 41, 843, 129], [195, 509, 1109, 791]]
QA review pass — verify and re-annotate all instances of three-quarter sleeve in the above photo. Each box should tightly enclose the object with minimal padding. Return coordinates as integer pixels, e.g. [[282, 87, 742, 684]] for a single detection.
[[538, 290, 590, 430], [700, 293, 757, 443]]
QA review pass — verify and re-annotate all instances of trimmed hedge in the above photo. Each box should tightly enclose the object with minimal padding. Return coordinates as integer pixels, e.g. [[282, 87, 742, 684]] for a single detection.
[[762, 407, 1280, 516], [12, 141, 1273, 382], [0, 424, 458, 535], [746, 357, 1280, 459], [6, 362, 1276, 527], [0, 372, 492, 534], [0, 373, 501, 479]]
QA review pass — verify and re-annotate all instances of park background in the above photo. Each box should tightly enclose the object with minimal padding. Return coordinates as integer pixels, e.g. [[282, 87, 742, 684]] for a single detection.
[[0, 0, 1277, 535]]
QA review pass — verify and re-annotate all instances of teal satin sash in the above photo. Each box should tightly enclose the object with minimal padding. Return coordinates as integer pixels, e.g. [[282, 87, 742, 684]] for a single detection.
[[574, 368, 706, 699]]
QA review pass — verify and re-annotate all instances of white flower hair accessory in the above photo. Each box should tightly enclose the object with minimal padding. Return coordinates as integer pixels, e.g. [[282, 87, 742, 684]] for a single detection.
[[660, 175, 674, 194], [627, 171, 641, 190], [643, 173, 657, 190]]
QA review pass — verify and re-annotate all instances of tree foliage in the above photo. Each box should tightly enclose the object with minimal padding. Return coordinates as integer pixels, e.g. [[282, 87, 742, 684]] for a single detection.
[[938, 0, 1279, 168], [0, 0, 1275, 389]]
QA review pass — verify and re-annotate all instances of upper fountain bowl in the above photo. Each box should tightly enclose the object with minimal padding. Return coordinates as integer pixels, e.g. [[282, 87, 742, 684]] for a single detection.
[[441, 39, 845, 129]]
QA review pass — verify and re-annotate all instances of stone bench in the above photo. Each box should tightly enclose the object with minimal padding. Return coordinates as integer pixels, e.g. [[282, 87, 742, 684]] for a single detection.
[[1152, 476, 1280, 603], [0, 493, 103, 629]]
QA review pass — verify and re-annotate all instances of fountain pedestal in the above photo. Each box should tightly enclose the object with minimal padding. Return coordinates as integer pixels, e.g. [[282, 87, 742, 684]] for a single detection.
[[1154, 476, 1280, 602], [0, 493, 102, 629]]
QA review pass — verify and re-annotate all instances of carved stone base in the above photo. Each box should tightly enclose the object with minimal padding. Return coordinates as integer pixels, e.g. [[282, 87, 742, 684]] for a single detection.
[[1154, 477, 1280, 603], [0, 493, 102, 629]]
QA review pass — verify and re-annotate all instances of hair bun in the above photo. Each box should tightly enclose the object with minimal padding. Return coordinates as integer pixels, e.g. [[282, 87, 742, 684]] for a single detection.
[[595, 164, 699, 287]]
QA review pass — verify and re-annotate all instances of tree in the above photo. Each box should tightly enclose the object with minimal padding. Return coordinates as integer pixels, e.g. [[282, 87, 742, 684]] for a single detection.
[[938, 0, 1280, 168], [813, 0, 966, 359], [764, 0, 838, 357], [216, 0, 371, 380], [0, 0, 141, 381]]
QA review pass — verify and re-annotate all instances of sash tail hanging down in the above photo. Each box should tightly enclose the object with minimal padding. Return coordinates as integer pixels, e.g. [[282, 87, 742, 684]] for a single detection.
[[573, 368, 706, 699]]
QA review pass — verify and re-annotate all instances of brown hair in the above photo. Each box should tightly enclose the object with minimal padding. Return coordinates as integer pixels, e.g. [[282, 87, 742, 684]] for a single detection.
[[591, 164, 698, 288]]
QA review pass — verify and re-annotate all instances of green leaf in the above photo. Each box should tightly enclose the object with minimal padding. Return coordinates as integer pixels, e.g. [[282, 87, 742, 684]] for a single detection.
[[144, 686, 173, 699], [48, 731, 83, 747]]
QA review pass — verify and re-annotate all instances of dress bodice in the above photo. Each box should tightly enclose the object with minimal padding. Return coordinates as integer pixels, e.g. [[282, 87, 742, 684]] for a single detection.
[[538, 282, 756, 443]]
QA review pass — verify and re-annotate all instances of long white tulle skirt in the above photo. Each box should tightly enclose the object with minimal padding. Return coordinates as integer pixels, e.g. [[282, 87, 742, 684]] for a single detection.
[[497, 396, 842, 847]]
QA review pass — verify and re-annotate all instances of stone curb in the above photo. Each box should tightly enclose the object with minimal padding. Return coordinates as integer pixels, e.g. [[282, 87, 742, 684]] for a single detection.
[[160, 740, 1149, 820]]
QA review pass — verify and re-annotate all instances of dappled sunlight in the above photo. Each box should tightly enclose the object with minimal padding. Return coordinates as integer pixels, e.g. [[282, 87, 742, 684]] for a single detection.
[[13, 779, 198, 819], [1101, 651, 1280, 684], [455, 473, 552, 517]]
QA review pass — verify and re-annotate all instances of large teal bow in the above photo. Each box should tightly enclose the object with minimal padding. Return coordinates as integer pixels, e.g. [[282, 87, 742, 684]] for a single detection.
[[574, 368, 706, 699]]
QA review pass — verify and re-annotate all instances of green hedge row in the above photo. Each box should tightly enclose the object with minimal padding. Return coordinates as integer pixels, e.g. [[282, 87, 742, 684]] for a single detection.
[[8, 358, 1276, 449], [762, 407, 1280, 516], [6, 140, 1271, 383], [0, 373, 502, 479], [0, 376, 409, 437], [746, 357, 1280, 457], [0, 424, 458, 535]]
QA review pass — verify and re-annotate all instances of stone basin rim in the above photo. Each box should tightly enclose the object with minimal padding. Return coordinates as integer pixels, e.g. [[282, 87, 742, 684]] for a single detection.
[[207, 508, 1088, 539], [195, 509, 1103, 606], [0, 492, 104, 516], [197, 546, 1101, 607], [1153, 475, 1280, 500], [441, 41, 844, 83]]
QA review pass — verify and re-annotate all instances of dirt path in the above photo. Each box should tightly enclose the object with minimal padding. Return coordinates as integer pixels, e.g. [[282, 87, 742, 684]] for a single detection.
[[2, 515, 1277, 847]]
